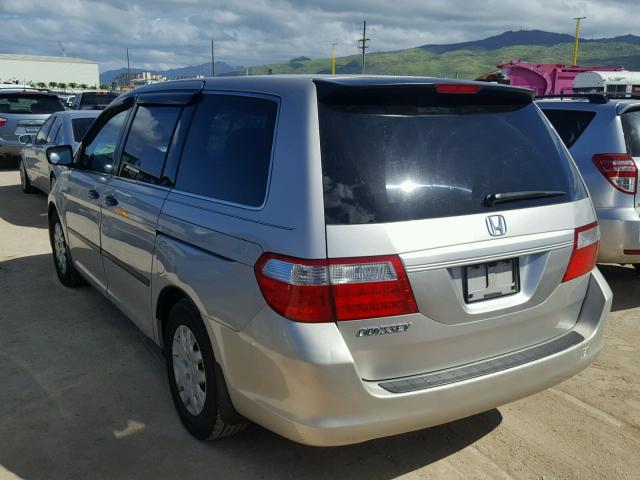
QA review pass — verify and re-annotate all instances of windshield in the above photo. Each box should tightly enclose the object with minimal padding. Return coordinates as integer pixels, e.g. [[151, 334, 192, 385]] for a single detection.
[[318, 94, 586, 225], [79, 93, 118, 108], [72, 117, 96, 142], [0, 93, 65, 114]]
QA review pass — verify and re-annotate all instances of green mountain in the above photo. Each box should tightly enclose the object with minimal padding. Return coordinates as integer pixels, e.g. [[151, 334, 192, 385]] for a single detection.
[[243, 30, 640, 79]]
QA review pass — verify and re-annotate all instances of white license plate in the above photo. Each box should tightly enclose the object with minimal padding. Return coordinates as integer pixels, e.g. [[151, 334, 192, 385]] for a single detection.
[[463, 258, 520, 303]]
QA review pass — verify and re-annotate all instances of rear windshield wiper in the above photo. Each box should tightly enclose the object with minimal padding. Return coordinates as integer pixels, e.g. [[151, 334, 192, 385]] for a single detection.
[[484, 190, 566, 207]]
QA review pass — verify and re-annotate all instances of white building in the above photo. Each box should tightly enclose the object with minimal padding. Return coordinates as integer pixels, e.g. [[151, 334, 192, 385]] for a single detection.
[[0, 53, 99, 87]]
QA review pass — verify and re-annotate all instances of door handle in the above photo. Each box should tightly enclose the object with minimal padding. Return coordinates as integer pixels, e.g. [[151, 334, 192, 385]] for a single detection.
[[88, 189, 99, 199], [104, 195, 118, 207]]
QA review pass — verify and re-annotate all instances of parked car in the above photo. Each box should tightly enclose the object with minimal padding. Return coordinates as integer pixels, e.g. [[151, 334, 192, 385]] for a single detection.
[[69, 92, 118, 110], [19, 110, 100, 193], [0, 89, 65, 164], [45, 77, 612, 446], [537, 94, 640, 270]]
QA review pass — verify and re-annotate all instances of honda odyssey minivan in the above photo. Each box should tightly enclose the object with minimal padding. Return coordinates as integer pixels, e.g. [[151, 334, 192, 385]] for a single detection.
[[46, 76, 612, 446]]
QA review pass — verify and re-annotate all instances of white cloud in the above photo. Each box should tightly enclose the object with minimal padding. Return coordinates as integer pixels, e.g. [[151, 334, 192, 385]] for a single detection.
[[0, 0, 637, 73]]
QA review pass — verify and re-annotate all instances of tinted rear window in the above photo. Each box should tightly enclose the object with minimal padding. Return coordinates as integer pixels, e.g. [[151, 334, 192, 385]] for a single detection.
[[175, 94, 277, 207], [80, 93, 118, 107], [72, 117, 95, 142], [318, 90, 586, 225], [0, 93, 64, 114], [621, 110, 640, 157], [541, 109, 596, 148]]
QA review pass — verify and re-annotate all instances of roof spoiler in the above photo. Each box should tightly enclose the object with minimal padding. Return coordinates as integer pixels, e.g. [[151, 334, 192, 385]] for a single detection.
[[535, 94, 608, 104], [314, 80, 534, 107]]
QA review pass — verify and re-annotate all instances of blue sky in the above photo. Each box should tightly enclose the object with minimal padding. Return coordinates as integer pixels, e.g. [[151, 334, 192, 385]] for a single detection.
[[0, 0, 637, 72]]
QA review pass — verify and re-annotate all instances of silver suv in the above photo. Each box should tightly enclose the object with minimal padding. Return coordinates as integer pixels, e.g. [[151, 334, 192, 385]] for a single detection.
[[0, 89, 65, 163], [45, 77, 612, 446], [538, 95, 640, 271]]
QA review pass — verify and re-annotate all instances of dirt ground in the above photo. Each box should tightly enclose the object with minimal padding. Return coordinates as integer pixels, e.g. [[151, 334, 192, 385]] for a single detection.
[[0, 166, 639, 480]]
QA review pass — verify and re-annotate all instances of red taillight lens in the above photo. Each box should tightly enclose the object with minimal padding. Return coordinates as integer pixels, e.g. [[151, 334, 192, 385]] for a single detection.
[[255, 254, 418, 322], [562, 222, 600, 282], [0, 117, 7, 127], [592, 154, 638, 194], [435, 84, 481, 94]]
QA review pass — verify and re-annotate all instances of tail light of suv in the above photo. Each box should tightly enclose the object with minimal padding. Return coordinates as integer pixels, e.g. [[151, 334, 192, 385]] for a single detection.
[[562, 222, 600, 282], [592, 154, 638, 194], [0, 118, 7, 127], [255, 253, 418, 322]]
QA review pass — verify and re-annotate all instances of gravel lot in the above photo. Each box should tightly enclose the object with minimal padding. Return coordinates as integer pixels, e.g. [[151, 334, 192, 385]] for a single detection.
[[1, 167, 639, 480]]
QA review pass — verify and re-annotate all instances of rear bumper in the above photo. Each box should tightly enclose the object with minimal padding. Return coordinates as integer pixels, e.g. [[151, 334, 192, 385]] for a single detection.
[[209, 269, 611, 446], [596, 207, 640, 263], [0, 141, 23, 157]]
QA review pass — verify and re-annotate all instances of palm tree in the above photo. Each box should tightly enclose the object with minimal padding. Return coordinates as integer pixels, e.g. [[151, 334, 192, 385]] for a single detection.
[[58, 82, 67, 90], [79, 83, 88, 90], [99, 83, 109, 90], [36, 82, 47, 89], [68, 82, 78, 89], [48, 81, 57, 89]]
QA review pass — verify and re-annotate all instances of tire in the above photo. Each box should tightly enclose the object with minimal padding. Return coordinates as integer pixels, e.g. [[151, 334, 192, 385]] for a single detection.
[[633, 264, 640, 274], [19, 158, 37, 194], [165, 299, 247, 440], [48, 210, 86, 287]]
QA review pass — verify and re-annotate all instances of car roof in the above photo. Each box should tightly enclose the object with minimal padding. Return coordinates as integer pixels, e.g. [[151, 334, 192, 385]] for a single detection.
[[126, 75, 533, 97], [54, 110, 101, 119], [535, 97, 640, 115], [0, 88, 58, 96]]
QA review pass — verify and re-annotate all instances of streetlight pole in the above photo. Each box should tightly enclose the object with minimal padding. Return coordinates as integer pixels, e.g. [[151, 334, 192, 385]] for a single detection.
[[572, 17, 586, 65]]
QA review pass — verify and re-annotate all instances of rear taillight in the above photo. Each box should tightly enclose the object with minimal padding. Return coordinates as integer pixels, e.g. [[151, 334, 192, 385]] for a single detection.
[[592, 154, 638, 194], [255, 253, 418, 322], [0, 118, 7, 127], [435, 84, 481, 94], [562, 222, 600, 282]]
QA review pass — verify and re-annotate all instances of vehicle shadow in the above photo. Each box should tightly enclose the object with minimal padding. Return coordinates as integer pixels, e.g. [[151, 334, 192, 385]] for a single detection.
[[0, 182, 48, 229], [0, 252, 502, 480], [598, 264, 640, 312]]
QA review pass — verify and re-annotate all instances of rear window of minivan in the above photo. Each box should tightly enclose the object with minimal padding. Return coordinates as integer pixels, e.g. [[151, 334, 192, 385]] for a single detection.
[[318, 85, 587, 225]]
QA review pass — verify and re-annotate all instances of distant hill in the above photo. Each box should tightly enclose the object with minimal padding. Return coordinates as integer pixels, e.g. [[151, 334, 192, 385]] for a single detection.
[[99, 30, 640, 83], [243, 30, 640, 79], [100, 61, 243, 84]]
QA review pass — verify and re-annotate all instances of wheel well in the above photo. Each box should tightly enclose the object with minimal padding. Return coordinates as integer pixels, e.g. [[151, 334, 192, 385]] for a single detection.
[[156, 286, 189, 348], [47, 202, 57, 223]]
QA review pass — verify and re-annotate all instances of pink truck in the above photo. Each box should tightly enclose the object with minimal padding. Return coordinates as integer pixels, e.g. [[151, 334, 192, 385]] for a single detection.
[[478, 60, 624, 96]]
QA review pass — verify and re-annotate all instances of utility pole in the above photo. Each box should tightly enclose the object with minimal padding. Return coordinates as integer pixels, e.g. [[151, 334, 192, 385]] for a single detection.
[[57, 41, 66, 57], [572, 17, 586, 65], [331, 43, 338, 75], [357, 20, 370, 74], [126, 48, 130, 87], [211, 40, 215, 77]]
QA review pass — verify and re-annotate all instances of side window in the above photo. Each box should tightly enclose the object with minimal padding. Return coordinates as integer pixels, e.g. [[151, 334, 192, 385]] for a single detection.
[[119, 105, 181, 185], [81, 109, 128, 174], [175, 94, 277, 207], [541, 109, 596, 148], [47, 118, 63, 144], [36, 117, 55, 144]]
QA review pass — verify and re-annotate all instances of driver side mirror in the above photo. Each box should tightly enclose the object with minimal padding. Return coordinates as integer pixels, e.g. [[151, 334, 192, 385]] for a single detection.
[[46, 145, 73, 166], [19, 134, 33, 145]]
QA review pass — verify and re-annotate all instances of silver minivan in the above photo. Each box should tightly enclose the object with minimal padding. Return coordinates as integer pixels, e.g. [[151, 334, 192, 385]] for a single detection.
[[46, 76, 612, 446]]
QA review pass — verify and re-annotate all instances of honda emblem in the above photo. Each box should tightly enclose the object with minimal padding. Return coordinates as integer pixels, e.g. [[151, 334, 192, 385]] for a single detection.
[[486, 215, 507, 236]]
